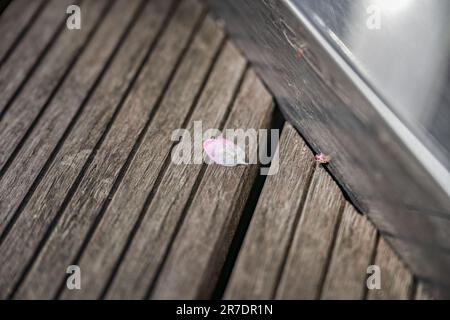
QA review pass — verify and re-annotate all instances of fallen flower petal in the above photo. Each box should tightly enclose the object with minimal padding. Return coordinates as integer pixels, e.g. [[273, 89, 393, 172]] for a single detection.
[[314, 153, 331, 164], [203, 136, 247, 166]]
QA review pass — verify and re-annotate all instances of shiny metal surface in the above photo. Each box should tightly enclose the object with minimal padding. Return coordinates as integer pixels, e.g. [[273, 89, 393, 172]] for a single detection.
[[295, 0, 450, 173]]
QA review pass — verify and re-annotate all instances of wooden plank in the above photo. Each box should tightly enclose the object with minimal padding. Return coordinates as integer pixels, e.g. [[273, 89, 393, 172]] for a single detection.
[[0, 0, 72, 114], [0, 0, 172, 300], [369, 205, 450, 252], [415, 282, 435, 300], [0, 0, 135, 237], [275, 167, 345, 299], [0, 0, 145, 299], [224, 123, 315, 299], [366, 238, 414, 299], [61, 15, 225, 300], [320, 203, 377, 299], [106, 42, 247, 300], [13, 0, 204, 300], [0, 0, 46, 65], [149, 69, 273, 299], [0, 0, 107, 170]]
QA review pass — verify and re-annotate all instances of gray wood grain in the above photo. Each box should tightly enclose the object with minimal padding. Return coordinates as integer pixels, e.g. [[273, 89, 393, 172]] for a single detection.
[[366, 238, 413, 300], [321, 203, 377, 299], [0, 0, 46, 64], [0, 0, 172, 300], [275, 166, 344, 299], [61, 14, 225, 300], [0, 0, 145, 299], [224, 123, 315, 299], [13, 0, 204, 300], [105, 41, 247, 300], [0, 0, 135, 239], [0, 0, 72, 114], [0, 0, 107, 170], [149, 69, 273, 299], [0, 0, 422, 300]]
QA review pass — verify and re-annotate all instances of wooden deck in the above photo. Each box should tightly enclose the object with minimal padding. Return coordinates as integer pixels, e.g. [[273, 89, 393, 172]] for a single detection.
[[0, 0, 434, 299]]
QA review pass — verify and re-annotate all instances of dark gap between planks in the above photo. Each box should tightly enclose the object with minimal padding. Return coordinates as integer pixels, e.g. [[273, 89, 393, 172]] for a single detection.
[[0, 0, 83, 176], [52, 0, 182, 299], [100, 32, 228, 300], [0, 0, 81, 122], [0, 0, 48, 67], [143, 64, 250, 299], [0, 0, 107, 247], [0, 0, 13, 15], [7, 0, 137, 298], [212, 106, 285, 299]]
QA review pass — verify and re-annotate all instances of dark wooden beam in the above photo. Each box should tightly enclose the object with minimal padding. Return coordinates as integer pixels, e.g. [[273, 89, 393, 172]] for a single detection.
[[209, 0, 450, 296]]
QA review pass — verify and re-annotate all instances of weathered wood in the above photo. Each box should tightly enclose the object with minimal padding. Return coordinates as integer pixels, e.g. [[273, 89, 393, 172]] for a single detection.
[[366, 238, 414, 300], [210, 0, 450, 293], [275, 166, 344, 299], [148, 70, 273, 299], [105, 42, 247, 300], [14, 0, 204, 300], [0, 0, 135, 236], [224, 123, 315, 299], [0, 0, 137, 236], [0, 0, 145, 299], [415, 282, 435, 300], [0, 0, 107, 170], [0, 0, 424, 300], [0, 0, 72, 115], [0, 0, 46, 65], [61, 14, 225, 300], [0, 0, 171, 300], [383, 235, 450, 298], [321, 203, 377, 299]]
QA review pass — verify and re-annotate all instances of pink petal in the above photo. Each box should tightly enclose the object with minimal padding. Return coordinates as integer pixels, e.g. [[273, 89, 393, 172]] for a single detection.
[[203, 138, 216, 159], [314, 153, 331, 164], [203, 137, 247, 166]]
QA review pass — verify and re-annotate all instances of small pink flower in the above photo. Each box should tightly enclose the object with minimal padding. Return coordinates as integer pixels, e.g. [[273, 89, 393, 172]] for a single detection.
[[203, 136, 247, 167], [314, 153, 331, 164]]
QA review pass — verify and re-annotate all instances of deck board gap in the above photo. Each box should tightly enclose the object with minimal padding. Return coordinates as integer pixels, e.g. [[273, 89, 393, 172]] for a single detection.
[[98, 34, 228, 300], [0, 0, 108, 171], [0, 0, 101, 177], [51, 0, 188, 300], [144, 161, 209, 298], [0, 0, 112, 246], [212, 108, 285, 299], [210, 64, 249, 131], [50, 3, 206, 299], [0, 0, 49, 68], [409, 277, 418, 300], [50, 0, 183, 300], [11, 0, 207, 299], [271, 161, 317, 298], [315, 200, 346, 299], [7, 0, 149, 298], [0, 0, 82, 119], [144, 65, 250, 299], [0, 0, 13, 15]]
